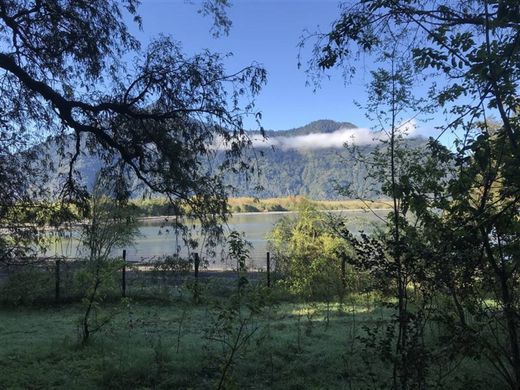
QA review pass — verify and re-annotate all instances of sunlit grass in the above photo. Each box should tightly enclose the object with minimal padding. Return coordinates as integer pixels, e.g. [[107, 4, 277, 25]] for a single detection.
[[0, 287, 503, 389], [286, 302, 376, 317], [228, 196, 391, 213]]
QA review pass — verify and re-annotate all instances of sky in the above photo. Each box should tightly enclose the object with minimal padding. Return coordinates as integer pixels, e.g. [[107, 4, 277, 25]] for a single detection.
[[129, 0, 444, 140]]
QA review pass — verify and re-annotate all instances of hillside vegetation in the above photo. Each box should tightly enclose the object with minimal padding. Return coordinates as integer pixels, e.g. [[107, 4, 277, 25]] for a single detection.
[[40, 120, 425, 200]]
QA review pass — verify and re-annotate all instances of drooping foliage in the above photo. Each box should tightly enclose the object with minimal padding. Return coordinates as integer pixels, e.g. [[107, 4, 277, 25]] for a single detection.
[[0, 0, 266, 261], [269, 203, 352, 300]]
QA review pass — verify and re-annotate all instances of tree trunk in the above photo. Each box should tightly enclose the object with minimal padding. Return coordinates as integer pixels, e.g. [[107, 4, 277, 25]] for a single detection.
[[82, 272, 101, 345]]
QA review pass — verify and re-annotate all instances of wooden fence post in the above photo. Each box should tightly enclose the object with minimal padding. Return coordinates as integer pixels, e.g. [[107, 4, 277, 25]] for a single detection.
[[266, 252, 271, 288], [122, 249, 127, 298], [55, 259, 60, 303]]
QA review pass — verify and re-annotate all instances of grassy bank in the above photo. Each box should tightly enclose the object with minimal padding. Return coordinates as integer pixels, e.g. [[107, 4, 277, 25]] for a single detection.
[[228, 196, 391, 213], [132, 196, 391, 217]]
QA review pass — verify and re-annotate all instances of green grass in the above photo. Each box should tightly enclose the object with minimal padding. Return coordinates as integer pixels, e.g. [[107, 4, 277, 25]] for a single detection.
[[0, 287, 501, 389], [0, 301, 361, 389]]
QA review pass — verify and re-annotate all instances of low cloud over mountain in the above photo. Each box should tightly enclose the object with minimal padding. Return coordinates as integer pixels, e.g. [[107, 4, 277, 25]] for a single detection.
[[250, 120, 417, 150], [40, 120, 424, 199]]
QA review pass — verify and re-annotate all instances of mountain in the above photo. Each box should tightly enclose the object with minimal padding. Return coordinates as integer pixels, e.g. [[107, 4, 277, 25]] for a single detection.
[[41, 120, 425, 200], [262, 119, 357, 137], [228, 120, 374, 199], [226, 119, 425, 199]]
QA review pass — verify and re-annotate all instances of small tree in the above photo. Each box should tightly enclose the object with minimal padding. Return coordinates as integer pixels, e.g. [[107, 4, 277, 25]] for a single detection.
[[79, 171, 139, 344], [227, 230, 252, 289], [206, 230, 264, 389], [268, 202, 350, 302]]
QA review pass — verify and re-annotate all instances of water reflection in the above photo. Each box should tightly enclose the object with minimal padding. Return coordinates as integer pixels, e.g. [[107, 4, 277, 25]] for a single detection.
[[46, 210, 387, 270]]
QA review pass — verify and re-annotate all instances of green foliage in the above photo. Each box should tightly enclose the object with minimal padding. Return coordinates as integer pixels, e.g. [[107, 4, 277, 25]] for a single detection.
[[269, 203, 352, 300], [79, 173, 140, 344], [227, 231, 251, 272], [0, 266, 54, 305], [303, 1, 520, 387]]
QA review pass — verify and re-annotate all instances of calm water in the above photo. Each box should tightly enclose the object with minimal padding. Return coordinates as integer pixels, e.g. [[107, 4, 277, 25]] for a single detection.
[[47, 210, 386, 270]]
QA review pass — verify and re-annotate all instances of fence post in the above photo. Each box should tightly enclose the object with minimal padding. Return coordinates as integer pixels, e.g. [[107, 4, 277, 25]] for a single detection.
[[122, 249, 127, 298], [55, 259, 60, 303], [194, 252, 200, 280], [266, 252, 271, 288]]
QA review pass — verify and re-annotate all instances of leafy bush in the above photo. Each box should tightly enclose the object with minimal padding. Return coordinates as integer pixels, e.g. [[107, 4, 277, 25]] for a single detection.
[[268, 203, 354, 301], [0, 266, 54, 305], [241, 204, 260, 213]]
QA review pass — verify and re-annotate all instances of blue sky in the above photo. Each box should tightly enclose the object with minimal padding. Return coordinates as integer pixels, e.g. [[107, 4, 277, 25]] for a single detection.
[[129, 1, 370, 130], [129, 1, 446, 140]]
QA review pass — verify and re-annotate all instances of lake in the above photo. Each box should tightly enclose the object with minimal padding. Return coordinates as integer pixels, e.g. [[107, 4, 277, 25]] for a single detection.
[[47, 210, 387, 270]]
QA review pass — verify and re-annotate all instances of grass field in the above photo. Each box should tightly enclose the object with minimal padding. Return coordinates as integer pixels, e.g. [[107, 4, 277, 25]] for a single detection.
[[227, 196, 391, 213], [0, 281, 498, 389]]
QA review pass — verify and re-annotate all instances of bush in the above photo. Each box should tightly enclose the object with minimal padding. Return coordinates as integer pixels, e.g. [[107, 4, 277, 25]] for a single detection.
[[268, 203, 353, 301], [0, 265, 54, 305], [241, 204, 260, 213]]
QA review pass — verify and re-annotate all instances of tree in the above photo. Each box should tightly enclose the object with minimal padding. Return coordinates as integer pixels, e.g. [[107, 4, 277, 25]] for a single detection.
[[268, 202, 350, 301], [436, 127, 520, 388], [334, 58, 452, 386], [0, 0, 266, 261], [79, 170, 139, 344], [227, 230, 252, 289], [304, 0, 519, 158], [302, 0, 520, 387]]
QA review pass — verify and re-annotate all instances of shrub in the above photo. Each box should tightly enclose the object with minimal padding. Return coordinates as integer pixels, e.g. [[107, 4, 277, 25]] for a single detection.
[[241, 204, 260, 213], [268, 203, 353, 301]]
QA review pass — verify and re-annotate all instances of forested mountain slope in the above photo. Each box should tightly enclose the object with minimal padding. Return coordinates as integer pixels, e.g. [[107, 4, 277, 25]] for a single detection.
[[225, 120, 424, 199], [42, 120, 424, 199]]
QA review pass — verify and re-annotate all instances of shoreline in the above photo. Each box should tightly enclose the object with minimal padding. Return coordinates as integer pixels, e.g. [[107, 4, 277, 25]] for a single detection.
[[137, 208, 392, 222]]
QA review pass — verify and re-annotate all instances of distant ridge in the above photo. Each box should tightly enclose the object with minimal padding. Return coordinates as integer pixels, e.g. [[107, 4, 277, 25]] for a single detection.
[[38, 120, 424, 199], [262, 119, 357, 137], [228, 119, 425, 199]]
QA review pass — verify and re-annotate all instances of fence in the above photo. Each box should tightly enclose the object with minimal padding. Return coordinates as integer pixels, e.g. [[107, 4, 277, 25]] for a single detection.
[[0, 251, 277, 304]]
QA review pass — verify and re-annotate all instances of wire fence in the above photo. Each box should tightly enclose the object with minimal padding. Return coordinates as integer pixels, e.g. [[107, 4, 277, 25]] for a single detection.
[[0, 251, 276, 305]]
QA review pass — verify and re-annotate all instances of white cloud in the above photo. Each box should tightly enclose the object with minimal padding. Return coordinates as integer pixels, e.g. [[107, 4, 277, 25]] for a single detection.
[[212, 120, 418, 151], [251, 120, 418, 150]]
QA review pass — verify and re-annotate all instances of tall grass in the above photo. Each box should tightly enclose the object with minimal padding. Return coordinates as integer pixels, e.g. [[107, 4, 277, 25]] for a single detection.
[[130, 196, 391, 217]]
